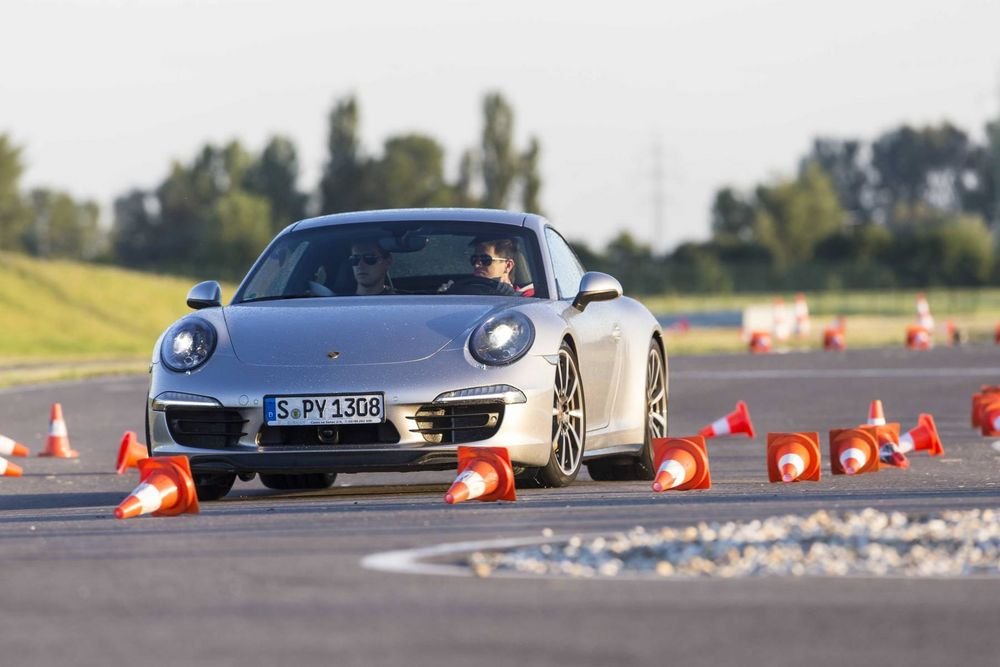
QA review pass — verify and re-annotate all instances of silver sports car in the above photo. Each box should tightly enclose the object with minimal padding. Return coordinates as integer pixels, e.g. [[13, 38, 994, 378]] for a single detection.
[[146, 209, 668, 499]]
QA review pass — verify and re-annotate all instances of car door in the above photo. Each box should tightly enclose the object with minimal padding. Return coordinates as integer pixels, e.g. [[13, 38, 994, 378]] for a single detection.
[[544, 227, 622, 431]]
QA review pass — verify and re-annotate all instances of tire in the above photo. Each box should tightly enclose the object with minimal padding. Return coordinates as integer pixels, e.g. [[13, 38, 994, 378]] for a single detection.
[[259, 472, 338, 491], [518, 341, 585, 488], [193, 472, 237, 501], [586, 339, 667, 481]]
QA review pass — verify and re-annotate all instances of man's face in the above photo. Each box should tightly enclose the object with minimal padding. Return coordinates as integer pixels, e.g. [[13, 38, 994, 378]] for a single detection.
[[351, 242, 389, 290], [471, 242, 512, 281]]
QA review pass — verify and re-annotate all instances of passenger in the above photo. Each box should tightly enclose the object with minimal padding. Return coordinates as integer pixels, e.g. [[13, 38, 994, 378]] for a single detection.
[[349, 240, 394, 295]]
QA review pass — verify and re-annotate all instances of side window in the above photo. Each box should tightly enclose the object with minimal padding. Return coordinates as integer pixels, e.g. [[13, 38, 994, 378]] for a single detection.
[[544, 228, 585, 300]]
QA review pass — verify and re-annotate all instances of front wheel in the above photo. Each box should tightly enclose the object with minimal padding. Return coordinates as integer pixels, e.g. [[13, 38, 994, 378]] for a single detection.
[[193, 472, 237, 501], [519, 341, 585, 488], [259, 472, 338, 491]]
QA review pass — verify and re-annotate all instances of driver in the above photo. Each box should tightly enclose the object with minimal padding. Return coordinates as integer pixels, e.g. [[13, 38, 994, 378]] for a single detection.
[[350, 240, 394, 295], [463, 237, 518, 296]]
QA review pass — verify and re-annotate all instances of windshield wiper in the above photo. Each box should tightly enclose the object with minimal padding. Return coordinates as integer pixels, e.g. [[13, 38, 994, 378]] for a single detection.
[[238, 293, 326, 304]]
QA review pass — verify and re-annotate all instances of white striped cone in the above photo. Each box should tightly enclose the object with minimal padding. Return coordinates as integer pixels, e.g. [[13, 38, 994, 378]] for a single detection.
[[0, 455, 24, 477], [778, 451, 806, 482], [839, 447, 867, 475], [866, 400, 886, 426], [0, 434, 29, 457]]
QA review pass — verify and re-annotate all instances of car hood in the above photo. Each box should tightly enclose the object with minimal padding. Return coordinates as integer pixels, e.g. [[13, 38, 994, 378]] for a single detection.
[[222, 296, 519, 366]]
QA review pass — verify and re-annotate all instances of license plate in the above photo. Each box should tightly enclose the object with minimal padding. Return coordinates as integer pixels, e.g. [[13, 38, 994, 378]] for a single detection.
[[264, 393, 385, 426]]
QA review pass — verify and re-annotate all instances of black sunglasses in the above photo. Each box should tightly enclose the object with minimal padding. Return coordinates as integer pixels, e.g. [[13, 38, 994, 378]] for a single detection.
[[349, 253, 381, 266], [470, 254, 510, 267]]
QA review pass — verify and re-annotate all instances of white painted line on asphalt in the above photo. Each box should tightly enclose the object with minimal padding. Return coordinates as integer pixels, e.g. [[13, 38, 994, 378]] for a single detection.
[[362, 535, 552, 577], [673, 367, 1000, 380]]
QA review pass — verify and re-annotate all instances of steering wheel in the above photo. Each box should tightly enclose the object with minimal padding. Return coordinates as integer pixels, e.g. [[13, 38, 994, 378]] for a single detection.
[[445, 276, 516, 296]]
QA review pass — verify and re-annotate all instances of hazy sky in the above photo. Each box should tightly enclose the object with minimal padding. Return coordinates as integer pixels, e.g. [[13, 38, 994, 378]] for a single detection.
[[4, 0, 1000, 251]]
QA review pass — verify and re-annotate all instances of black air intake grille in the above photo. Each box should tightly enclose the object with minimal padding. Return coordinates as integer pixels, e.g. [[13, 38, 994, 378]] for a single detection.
[[165, 408, 247, 449], [407, 403, 504, 444]]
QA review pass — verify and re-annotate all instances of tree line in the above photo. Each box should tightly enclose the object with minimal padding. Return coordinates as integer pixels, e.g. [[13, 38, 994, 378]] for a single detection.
[[0, 92, 542, 280], [575, 119, 1000, 293], [1, 93, 999, 292]]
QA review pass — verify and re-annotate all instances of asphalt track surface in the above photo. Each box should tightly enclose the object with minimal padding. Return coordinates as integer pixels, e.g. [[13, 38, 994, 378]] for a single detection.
[[1, 346, 999, 667]]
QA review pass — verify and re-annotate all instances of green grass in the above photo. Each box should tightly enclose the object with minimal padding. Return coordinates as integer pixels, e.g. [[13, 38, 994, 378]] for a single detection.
[[0, 253, 238, 385], [1, 253, 999, 384]]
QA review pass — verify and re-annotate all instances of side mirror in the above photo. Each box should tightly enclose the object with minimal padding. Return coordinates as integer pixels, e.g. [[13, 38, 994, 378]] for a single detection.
[[571, 272, 622, 311], [186, 281, 222, 310]]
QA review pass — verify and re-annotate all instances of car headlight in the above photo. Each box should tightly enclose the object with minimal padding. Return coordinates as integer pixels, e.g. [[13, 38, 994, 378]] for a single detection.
[[470, 312, 535, 365], [160, 318, 217, 372]]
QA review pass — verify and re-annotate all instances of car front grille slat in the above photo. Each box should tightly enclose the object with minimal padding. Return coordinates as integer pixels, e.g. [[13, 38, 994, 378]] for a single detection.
[[407, 403, 504, 444], [165, 408, 247, 449]]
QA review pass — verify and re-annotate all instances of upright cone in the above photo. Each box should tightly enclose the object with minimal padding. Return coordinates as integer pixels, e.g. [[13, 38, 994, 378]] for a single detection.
[[39, 403, 78, 458], [444, 446, 516, 504], [766, 432, 820, 483], [114, 456, 199, 519], [699, 401, 755, 439], [866, 400, 886, 426], [893, 414, 944, 455], [829, 426, 881, 475], [0, 434, 29, 457], [0, 456, 23, 477], [651, 436, 711, 491], [115, 431, 149, 474]]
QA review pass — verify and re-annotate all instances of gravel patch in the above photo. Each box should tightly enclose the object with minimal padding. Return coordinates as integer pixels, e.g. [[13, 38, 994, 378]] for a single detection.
[[467, 508, 1000, 579]]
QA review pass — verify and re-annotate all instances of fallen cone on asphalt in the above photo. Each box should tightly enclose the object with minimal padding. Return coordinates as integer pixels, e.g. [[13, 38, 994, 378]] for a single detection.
[[829, 426, 881, 476], [866, 400, 886, 426], [115, 431, 148, 474], [0, 456, 23, 477], [871, 423, 910, 469], [822, 326, 846, 351], [114, 456, 199, 519], [651, 436, 711, 491], [766, 432, 820, 483], [973, 386, 1000, 429], [699, 401, 755, 439], [39, 403, 78, 458], [444, 446, 516, 504], [894, 413, 944, 455], [0, 434, 29, 457]]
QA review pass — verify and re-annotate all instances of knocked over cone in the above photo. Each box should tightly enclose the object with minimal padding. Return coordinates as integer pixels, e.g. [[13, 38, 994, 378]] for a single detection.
[[0, 455, 23, 477], [871, 423, 910, 469], [699, 401, 755, 439], [114, 456, 199, 519], [444, 446, 516, 504], [901, 414, 944, 455], [766, 432, 821, 483], [0, 434, 29, 458], [115, 431, 149, 474], [829, 426, 881, 476], [651, 436, 711, 492]]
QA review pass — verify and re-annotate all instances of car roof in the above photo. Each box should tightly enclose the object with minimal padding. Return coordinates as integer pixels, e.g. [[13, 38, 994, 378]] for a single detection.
[[290, 208, 543, 231]]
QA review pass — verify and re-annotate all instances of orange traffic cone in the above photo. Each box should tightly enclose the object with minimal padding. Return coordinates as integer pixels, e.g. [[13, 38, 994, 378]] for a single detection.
[[866, 400, 886, 426], [39, 403, 78, 458], [822, 326, 846, 351], [0, 455, 23, 477], [905, 325, 932, 350], [869, 423, 909, 469], [829, 426, 881, 475], [890, 414, 942, 455], [699, 401, 755, 439], [650, 436, 711, 491], [971, 385, 1000, 428], [748, 331, 772, 354], [766, 432, 820, 483], [0, 434, 29, 457], [444, 446, 516, 504], [114, 456, 199, 519], [115, 431, 148, 474]]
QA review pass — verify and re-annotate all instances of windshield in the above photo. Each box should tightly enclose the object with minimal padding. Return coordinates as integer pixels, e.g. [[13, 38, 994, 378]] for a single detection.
[[234, 220, 548, 302]]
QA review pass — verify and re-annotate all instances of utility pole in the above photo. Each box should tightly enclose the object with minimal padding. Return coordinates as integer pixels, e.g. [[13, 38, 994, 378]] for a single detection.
[[651, 137, 665, 254]]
